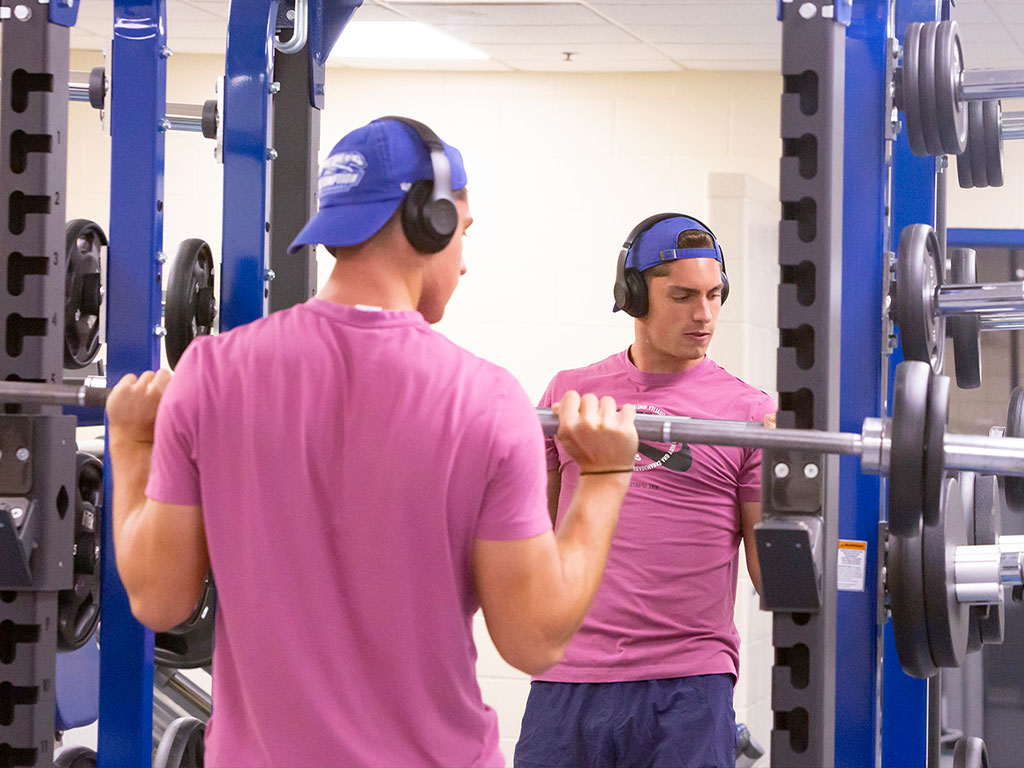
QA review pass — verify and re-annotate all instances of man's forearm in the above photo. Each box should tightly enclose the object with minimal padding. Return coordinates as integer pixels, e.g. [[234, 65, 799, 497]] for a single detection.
[[108, 436, 153, 578]]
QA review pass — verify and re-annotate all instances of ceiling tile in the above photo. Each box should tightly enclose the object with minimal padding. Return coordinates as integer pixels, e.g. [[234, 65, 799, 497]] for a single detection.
[[629, 23, 780, 46], [988, 0, 1024, 26], [434, 23, 635, 44], [384, 2, 607, 26], [658, 43, 780, 63], [590, 3, 776, 27], [475, 41, 670, 63], [948, 0, 1000, 25]]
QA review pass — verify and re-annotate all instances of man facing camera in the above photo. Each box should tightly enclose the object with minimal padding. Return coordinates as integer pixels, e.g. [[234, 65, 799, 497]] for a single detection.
[[515, 214, 776, 768]]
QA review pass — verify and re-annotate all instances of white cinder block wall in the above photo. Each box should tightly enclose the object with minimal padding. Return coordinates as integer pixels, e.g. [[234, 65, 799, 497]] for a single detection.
[[63, 51, 790, 762]]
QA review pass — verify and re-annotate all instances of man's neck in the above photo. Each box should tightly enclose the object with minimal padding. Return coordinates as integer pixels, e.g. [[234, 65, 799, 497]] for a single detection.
[[317, 251, 421, 312], [628, 343, 705, 374]]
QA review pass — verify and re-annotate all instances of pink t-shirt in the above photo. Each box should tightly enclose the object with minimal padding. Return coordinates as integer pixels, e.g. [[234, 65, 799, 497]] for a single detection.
[[146, 298, 550, 768], [538, 350, 776, 683]]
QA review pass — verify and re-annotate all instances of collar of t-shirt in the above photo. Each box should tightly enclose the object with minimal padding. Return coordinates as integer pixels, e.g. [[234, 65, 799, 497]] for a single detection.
[[305, 296, 429, 329], [617, 348, 712, 387]]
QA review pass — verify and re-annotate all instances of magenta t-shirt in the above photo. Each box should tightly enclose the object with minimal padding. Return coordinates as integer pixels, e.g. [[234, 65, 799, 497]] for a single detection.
[[538, 350, 776, 683], [146, 298, 551, 768]]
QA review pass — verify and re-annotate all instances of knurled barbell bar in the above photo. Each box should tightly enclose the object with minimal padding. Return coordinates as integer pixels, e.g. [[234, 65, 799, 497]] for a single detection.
[[5, 361, 1022, 539], [899, 19, 1024, 157]]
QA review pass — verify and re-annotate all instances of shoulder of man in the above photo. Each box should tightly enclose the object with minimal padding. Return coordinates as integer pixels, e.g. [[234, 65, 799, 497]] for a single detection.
[[539, 352, 623, 404], [702, 359, 777, 419]]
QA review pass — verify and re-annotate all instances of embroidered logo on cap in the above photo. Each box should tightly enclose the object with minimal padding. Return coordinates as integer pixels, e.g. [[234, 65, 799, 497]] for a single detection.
[[319, 152, 367, 195]]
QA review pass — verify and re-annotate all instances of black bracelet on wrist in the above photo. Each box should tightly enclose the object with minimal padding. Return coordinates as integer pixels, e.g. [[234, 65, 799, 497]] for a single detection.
[[579, 468, 634, 475]]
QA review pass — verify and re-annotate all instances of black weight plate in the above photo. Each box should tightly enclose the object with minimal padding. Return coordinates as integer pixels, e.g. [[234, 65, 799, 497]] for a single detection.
[[165, 238, 217, 370], [952, 736, 989, 768], [923, 372, 950, 528], [975, 472, 1005, 646], [889, 361, 931, 537], [968, 100, 989, 188], [889, 526, 937, 678], [64, 219, 107, 369], [54, 745, 97, 768], [982, 99, 1004, 187], [922, 476, 970, 668], [896, 225, 945, 373], [57, 452, 103, 652], [956, 139, 975, 189], [948, 248, 982, 389], [155, 576, 216, 669], [153, 716, 205, 768], [902, 23, 930, 157], [961, 470, 984, 653], [918, 22, 944, 156], [935, 21, 968, 155], [1004, 387, 1024, 514]]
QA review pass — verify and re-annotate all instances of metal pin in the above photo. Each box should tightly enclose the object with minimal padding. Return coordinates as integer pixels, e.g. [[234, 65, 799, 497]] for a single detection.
[[267, 148, 278, 160], [15, 448, 29, 462], [804, 463, 820, 479], [269, 81, 281, 94], [14, 5, 31, 20], [774, 463, 790, 479], [154, 325, 167, 338]]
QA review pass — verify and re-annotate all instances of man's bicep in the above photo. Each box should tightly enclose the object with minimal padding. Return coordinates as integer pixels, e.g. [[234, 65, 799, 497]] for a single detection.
[[546, 470, 561, 526]]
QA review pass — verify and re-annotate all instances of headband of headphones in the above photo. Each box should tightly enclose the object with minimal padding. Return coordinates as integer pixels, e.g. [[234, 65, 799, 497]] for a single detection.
[[378, 115, 454, 205]]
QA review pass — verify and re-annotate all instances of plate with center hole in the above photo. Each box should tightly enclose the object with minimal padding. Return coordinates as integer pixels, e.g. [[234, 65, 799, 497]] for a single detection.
[[922, 476, 970, 668], [889, 522, 937, 679], [896, 224, 945, 373], [935, 20, 968, 155], [948, 248, 982, 389], [889, 361, 931, 537]]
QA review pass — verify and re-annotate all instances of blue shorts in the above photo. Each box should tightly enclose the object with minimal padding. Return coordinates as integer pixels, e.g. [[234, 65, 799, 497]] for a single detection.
[[514, 674, 736, 768]]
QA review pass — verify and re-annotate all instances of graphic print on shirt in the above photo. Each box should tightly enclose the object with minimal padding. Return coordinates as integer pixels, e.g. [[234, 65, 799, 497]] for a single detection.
[[633, 403, 692, 473]]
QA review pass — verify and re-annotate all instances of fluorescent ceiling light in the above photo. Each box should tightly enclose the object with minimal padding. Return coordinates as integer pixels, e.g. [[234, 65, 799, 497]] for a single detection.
[[331, 21, 489, 61]]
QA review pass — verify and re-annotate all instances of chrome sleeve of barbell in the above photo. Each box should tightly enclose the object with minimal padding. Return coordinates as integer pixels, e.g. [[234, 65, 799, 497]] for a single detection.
[[68, 73, 91, 102], [1001, 112, 1024, 140], [962, 68, 1024, 102], [936, 282, 1024, 316], [943, 432, 1024, 476], [980, 314, 1024, 332], [164, 102, 206, 133], [859, 418, 887, 476], [954, 544, 1003, 604]]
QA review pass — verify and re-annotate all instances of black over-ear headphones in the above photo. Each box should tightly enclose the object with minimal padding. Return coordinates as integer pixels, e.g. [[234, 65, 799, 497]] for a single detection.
[[612, 212, 729, 318], [379, 115, 458, 254]]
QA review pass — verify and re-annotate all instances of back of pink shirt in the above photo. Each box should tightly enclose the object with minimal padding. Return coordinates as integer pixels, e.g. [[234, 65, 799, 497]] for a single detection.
[[146, 298, 550, 767], [539, 351, 775, 683]]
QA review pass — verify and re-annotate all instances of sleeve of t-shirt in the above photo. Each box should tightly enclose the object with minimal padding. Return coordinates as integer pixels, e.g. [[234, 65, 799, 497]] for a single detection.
[[537, 375, 562, 473], [145, 341, 204, 507], [475, 377, 552, 541], [737, 393, 779, 503]]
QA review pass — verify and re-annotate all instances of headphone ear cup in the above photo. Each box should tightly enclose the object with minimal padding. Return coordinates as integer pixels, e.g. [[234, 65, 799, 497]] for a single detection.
[[623, 269, 649, 317], [401, 179, 456, 254], [720, 268, 730, 304]]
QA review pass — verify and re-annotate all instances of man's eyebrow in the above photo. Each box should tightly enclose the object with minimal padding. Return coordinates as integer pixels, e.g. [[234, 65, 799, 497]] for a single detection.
[[666, 283, 723, 292]]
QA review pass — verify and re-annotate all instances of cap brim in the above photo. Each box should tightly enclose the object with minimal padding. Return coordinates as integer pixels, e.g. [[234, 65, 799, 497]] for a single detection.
[[287, 197, 403, 254]]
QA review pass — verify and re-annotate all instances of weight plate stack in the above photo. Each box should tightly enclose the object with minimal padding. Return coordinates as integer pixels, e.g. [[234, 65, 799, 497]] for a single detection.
[[896, 225, 945, 373], [155, 576, 216, 669], [917, 22, 945, 156], [64, 219, 107, 370], [57, 453, 102, 652], [923, 372, 950, 528], [1003, 387, 1024, 514], [922, 476, 970, 668], [889, 360, 931, 537], [948, 248, 982, 389], [972, 472, 1005, 648], [982, 98, 1004, 187], [165, 238, 217, 370], [889, 519, 936, 678], [935, 20, 969, 155], [902, 23, 930, 156]]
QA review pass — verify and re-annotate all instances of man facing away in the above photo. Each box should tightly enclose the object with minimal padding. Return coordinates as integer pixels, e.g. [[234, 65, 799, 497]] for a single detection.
[[105, 117, 638, 767], [515, 214, 777, 768]]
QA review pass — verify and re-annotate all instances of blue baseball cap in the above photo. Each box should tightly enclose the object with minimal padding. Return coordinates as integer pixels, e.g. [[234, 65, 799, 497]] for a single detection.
[[626, 216, 723, 273], [288, 118, 468, 253]]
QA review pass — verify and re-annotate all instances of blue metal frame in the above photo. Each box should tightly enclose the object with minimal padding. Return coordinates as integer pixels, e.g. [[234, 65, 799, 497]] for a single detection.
[[48, 0, 81, 27], [220, 1, 279, 332], [838, 2, 890, 764], [98, 2, 167, 766], [307, 0, 362, 109], [948, 228, 1024, 248], [881, 2, 941, 766]]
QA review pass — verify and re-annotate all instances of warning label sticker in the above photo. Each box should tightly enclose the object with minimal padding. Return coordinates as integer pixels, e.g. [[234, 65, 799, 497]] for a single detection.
[[838, 540, 867, 592]]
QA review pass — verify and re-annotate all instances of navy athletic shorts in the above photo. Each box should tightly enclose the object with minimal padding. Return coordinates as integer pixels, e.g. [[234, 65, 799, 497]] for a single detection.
[[513, 674, 736, 768]]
